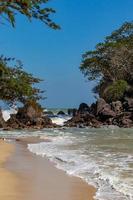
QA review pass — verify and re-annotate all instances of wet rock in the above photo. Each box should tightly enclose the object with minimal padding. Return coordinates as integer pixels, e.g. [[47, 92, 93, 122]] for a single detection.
[[57, 111, 66, 115], [6, 114, 26, 129], [65, 113, 101, 128], [89, 103, 97, 116], [78, 103, 90, 114], [43, 111, 54, 116], [96, 98, 116, 120], [68, 108, 77, 116], [17, 105, 42, 121], [111, 101, 123, 114], [123, 98, 133, 112], [5, 105, 58, 130], [112, 112, 133, 128], [41, 116, 58, 128]]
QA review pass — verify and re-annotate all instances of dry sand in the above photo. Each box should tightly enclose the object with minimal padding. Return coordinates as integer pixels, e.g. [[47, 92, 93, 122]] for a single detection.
[[1, 138, 96, 200], [0, 140, 19, 200]]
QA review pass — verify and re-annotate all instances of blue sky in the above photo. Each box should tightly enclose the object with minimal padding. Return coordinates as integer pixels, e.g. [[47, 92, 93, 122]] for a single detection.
[[1, 0, 133, 108]]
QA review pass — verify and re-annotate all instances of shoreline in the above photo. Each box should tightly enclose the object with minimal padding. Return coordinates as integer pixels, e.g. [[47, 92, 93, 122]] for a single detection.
[[1, 128, 132, 200], [4, 138, 96, 200]]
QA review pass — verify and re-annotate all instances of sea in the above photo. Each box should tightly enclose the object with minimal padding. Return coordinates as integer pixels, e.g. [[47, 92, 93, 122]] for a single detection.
[[0, 108, 133, 200]]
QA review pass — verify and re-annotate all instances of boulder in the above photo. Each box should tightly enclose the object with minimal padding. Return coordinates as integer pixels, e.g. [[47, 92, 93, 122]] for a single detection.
[[78, 103, 90, 114], [31, 116, 56, 128], [57, 111, 66, 115], [89, 103, 97, 116], [65, 113, 101, 128], [41, 116, 57, 128], [112, 112, 133, 128], [122, 118, 132, 127], [123, 97, 133, 112], [16, 105, 42, 127], [68, 108, 77, 116], [17, 105, 42, 121], [6, 113, 57, 129], [7, 105, 58, 129], [96, 98, 116, 120], [6, 114, 22, 129], [111, 101, 123, 114], [43, 111, 54, 116]]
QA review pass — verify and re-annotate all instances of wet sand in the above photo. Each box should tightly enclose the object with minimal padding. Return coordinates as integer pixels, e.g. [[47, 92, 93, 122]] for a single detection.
[[4, 138, 96, 200]]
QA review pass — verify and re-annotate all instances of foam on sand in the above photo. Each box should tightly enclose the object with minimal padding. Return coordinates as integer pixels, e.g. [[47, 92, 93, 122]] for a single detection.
[[27, 128, 133, 200]]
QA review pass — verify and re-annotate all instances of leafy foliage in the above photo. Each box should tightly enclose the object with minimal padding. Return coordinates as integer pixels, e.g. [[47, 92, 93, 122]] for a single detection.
[[0, 0, 60, 29], [103, 80, 128, 102], [0, 55, 44, 106], [80, 22, 133, 101]]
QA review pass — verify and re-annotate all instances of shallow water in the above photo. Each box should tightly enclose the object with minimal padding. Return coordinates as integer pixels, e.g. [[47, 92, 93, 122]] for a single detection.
[[1, 127, 133, 200]]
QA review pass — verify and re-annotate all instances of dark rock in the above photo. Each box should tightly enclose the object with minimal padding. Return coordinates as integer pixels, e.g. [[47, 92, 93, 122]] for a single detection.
[[68, 108, 77, 116], [111, 101, 123, 114], [96, 98, 106, 114], [96, 98, 116, 120], [15, 105, 43, 128], [78, 103, 90, 114], [44, 111, 54, 116], [65, 113, 101, 128], [105, 117, 114, 125], [57, 111, 66, 115], [112, 112, 133, 128], [41, 116, 57, 128], [89, 103, 97, 116], [17, 105, 42, 121], [124, 87, 133, 98], [5, 105, 58, 130], [32, 117, 44, 127], [3, 127, 13, 131], [6, 114, 26, 129], [123, 98, 133, 112], [16, 139, 20, 142], [122, 118, 132, 127]]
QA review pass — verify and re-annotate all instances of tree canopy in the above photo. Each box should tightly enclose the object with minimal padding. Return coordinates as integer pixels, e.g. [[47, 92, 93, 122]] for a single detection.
[[0, 56, 44, 106], [0, 0, 60, 29], [0, 1, 60, 109], [80, 22, 133, 102]]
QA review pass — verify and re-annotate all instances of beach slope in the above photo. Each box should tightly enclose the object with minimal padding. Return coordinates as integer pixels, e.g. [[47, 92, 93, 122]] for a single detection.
[[0, 140, 19, 200]]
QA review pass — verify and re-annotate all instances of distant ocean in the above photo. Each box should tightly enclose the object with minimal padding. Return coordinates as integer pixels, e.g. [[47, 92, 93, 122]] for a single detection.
[[44, 108, 72, 126], [1, 126, 133, 200], [46, 108, 69, 115]]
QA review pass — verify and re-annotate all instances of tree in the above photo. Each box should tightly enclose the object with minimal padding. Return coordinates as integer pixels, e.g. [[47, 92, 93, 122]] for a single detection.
[[0, 56, 44, 107], [0, 0, 60, 29], [0, 1, 59, 110], [80, 22, 133, 102]]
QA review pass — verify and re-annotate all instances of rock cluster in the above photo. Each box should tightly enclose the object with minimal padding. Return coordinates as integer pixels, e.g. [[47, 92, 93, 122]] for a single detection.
[[0, 105, 57, 130], [65, 98, 133, 128], [0, 97, 132, 130]]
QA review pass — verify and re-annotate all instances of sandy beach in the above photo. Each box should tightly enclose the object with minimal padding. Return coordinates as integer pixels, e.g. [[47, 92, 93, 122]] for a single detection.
[[0, 140, 19, 200], [0, 138, 96, 200]]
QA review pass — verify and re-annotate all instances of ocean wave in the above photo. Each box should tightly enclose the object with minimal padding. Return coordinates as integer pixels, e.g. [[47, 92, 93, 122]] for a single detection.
[[27, 128, 133, 200], [50, 115, 71, 126]]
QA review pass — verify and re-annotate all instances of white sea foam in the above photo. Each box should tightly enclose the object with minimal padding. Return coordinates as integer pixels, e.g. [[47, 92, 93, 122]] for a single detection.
[[2, 107, 18, 121], [27, 128, 133, 200], [50, 115, 71, 126], [0, 127, 132, 200]]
